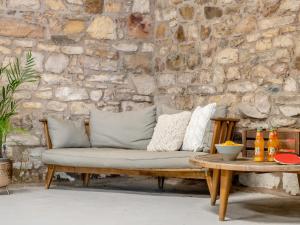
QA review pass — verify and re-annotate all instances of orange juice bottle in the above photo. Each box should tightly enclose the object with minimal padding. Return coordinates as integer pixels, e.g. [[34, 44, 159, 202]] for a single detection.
[[254, 128, 265, 162], [267, 129, 277, 162]]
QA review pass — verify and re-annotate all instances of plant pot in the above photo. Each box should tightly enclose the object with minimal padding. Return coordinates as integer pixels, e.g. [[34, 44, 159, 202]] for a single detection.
[[0, 159, 11, 188]]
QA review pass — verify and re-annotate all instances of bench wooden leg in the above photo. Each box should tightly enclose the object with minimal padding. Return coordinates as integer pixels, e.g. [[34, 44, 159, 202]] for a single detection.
[[45, 165, 55, 189], [211, 169, 220, 206], [219, 170, 232, 221], [158, 177, 165, 191], [83, 173, 90, 187], [206, 169, 213, 196]]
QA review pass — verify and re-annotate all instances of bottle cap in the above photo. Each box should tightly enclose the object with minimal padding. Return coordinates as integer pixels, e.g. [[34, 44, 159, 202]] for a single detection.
[[257, 127, 263, 131]]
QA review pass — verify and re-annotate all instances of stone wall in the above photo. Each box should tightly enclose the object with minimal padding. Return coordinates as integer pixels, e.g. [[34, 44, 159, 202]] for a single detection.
[[0, 0, 299, 192]]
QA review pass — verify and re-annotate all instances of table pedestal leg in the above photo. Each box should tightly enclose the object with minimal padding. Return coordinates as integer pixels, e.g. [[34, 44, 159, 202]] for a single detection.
[[219, 170, 233, 221], [211, 169, 220, 206], [297, 173, 300, 192]]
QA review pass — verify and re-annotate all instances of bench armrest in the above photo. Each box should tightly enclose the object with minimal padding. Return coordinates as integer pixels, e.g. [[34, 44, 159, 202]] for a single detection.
[[39, 119, 52, 149], [210, 117, 239, 154]]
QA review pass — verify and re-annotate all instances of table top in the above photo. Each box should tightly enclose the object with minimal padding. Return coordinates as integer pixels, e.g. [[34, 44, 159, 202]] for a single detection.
[[190, 154, 300, 172]]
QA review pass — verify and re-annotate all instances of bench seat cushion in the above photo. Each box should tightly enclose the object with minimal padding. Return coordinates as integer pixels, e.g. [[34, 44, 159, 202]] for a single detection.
[[42, 148, 208, 169]]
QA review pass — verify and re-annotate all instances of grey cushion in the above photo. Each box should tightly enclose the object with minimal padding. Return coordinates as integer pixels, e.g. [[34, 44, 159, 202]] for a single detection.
[[202, 105, 227, 152], [42, 148, 207, 169], [47, 117, 90, 149], [90, 106, 156, 149]]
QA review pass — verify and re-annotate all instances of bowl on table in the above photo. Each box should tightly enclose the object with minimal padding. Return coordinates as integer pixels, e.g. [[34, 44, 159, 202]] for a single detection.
[[215, 142, 243, 161]]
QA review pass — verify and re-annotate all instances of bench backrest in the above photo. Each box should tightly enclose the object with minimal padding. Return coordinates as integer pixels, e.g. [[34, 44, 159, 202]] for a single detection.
[[40, 117, 239, 154]]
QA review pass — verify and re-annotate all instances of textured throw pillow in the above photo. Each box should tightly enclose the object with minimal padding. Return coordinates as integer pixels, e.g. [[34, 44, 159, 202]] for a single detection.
[[182, 103, 217, 151], [202, 105, 227, 152], [147, 111, 191, 152], [47, 117, 90, 149], [90, 106, 156, 149]]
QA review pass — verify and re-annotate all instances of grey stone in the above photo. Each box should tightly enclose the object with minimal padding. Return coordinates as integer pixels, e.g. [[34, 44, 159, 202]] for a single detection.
[[227, 81, 257, 93], [7, 133, 40, 146], [238, 103, 268, 119], [112, 43, 138, 52], [270, 116, 297, 127], [55, 87, 89, 101], [279, 106, 300, 117], [255, 92, 271, 114], [45, 53, 69, 73], [130, 75, 156, 95]]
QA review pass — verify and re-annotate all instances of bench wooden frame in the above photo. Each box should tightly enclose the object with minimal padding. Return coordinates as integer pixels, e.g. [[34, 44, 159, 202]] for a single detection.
[[40, 117, 239, 192]]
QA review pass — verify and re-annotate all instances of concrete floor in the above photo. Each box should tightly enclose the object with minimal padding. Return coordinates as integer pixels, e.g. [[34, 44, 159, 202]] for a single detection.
[[1, 177, 300, 225]]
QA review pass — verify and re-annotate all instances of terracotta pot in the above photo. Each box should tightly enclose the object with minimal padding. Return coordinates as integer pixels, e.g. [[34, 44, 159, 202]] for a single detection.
[[0, 160, 11, 188]]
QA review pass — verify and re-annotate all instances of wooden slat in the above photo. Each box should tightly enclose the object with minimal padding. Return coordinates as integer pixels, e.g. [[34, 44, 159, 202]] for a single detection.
[[242, 128, 300, 157], [52, 165, 207, 179]]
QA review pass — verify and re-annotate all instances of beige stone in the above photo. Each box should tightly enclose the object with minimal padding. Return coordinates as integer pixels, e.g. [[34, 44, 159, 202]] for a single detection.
[[8, 0, 40, 9], [278, 0, 300, 13], [216, 48, 238, 64], [35, 90, 53, 99], [70, 102, 95, 115], [47, 101, 67, 112], [37, 43, 60, 52], [13, 40, 35, 48], [66, 0, 83, 5], [90, 90, 103, 101], [22, 102, 43, 109], [63, 20, 85, 35], [46, 0, 65, 10], [256, 39, 272, 51], [258, 15, 295, 30], [104, 1, 122, 13], [61, 46, 84, 55], [273, 35, 294, 48], [124, 54, 151, 72], [0, 19, 44, 38], [283, 77, 298, 92], [179, 5, 194, 20], [132, 0, 150, 13], [0, 46, 11, 54], [234, 16, 256, 34], [87, 16, 117, 40], [226, 66, 240, 81]]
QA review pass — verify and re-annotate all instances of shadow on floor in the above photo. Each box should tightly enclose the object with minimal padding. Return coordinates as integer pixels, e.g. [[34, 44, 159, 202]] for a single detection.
[[50, 176, 210, 197], [209, 195, 300, 223]]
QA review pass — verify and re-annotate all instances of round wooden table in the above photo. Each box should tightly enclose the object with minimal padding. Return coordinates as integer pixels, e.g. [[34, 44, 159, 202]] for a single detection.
[[190, 154, 300, 221]]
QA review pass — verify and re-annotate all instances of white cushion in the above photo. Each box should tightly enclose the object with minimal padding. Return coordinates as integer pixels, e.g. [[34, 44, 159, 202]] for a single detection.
[[147, 111, 191, 152], [182, 103, 217, 151]]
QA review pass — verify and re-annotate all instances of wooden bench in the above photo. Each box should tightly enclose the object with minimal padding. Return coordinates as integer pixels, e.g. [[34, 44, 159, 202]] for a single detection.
[[40, 117, 239, 193]]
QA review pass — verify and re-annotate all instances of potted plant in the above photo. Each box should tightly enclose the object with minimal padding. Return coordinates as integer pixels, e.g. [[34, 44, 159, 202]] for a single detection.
[[0, 52, 39, 159]]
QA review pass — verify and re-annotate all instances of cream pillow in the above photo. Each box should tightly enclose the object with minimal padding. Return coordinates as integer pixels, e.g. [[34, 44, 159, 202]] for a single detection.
[[147, 111, 191, 152], [182, 103, 217, 151]]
